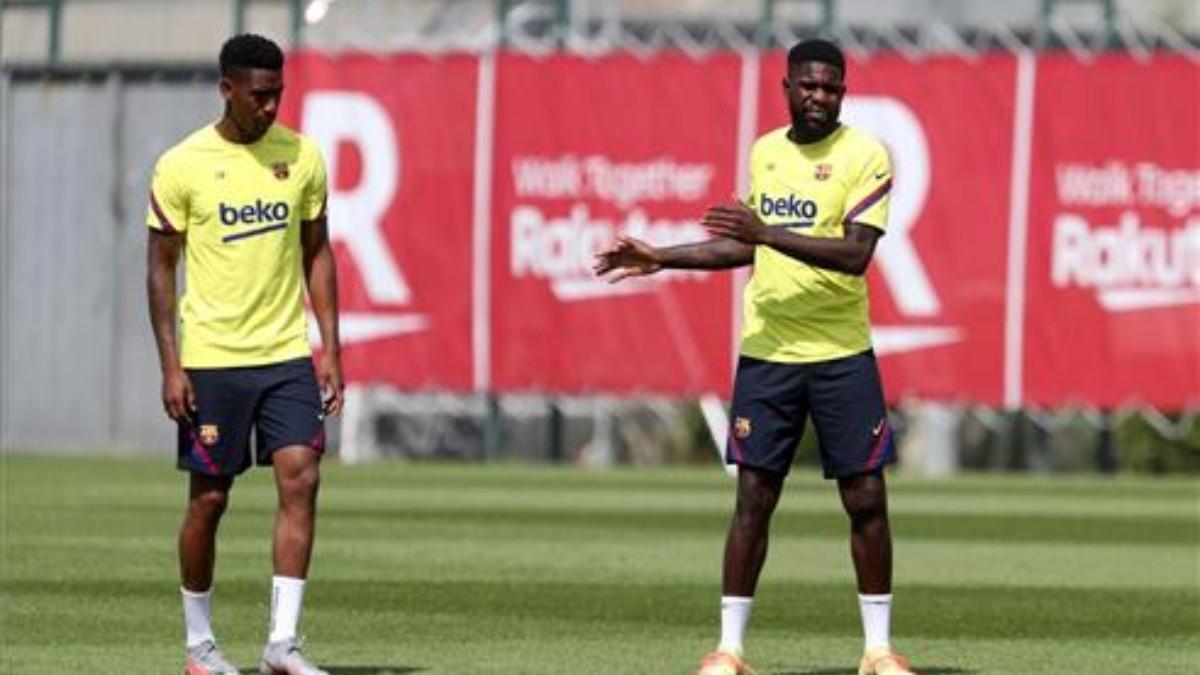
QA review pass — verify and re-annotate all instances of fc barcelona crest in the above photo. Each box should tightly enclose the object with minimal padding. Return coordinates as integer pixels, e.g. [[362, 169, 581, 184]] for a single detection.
[[199, 424, 220, 446], [814, 163, 832, 181], [272, 162, 290, 180], [733, 417, 752, 439]]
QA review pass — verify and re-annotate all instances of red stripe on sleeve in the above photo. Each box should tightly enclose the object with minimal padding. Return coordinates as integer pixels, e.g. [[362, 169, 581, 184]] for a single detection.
[[149, 190, 179, 233], [843, 178, 892, 225]]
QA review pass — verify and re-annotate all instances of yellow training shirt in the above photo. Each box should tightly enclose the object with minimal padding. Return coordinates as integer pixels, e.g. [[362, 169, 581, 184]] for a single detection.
[[740, 124, 892, 363], [147, 123, 327, 368]]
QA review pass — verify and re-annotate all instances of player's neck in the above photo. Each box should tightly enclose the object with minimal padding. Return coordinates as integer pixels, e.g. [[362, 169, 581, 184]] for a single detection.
[[788, 122, 840, 145], [214, 117, 265, 145]]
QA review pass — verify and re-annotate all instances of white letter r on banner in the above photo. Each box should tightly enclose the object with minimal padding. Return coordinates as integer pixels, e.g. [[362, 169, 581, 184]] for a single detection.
[[302, 91, 411, 305], [843, 96, 940, 317]]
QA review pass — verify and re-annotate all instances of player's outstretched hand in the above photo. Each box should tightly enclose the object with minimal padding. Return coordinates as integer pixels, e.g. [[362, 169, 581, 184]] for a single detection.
[[702, 203, 769, 245], [593, 235, 663, 283], [319, 352, 345, 417], [162, 368, 195, 423]]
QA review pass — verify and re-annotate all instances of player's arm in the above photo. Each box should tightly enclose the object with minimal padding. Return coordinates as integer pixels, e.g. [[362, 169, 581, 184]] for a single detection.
[[702, 203, 882, 276], [146, 229, 194, 421], [301, 215, 344, 416], [593, 235, 753, 283]]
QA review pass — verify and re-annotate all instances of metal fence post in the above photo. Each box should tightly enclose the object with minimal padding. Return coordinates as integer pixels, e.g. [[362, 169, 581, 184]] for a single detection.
[[232, 0, 301, 45], [1040, 0, 1116, 49], [484, 393, 504, 460], [496, 0, 569, 50], [47, 0, 62, 63], [548, 398, 564, 462], [497, 0, 511, 48], [761, 0, 835, 47], [289, 0, 304, 48], [233, 0, 246, 35], [553, 0, 568, 48]]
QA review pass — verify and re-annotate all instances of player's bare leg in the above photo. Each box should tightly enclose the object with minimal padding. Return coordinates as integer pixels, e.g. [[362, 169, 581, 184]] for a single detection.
[[180, 473, 234, 591], [699, 466, 785, 674], [261, 445, 328, 675], [838, 472, 912, 675], [180, 473, 240, 674], [723, 466, 785, 597], [271, 445, 321, 578], [837, 471, 891, 594]]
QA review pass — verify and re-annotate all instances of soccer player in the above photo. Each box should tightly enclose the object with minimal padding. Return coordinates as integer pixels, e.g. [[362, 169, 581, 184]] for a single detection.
[[594, 39, 915, 675], [146, 34, 343, 675]]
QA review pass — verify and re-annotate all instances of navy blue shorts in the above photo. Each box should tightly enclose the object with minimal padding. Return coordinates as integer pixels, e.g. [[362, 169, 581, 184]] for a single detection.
[[726, 350, 895, 479], [178, 357, 325, 476]]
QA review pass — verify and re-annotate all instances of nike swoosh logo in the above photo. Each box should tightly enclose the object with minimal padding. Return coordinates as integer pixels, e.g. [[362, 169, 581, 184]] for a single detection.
[[307, 311, 430, 347], [874, 172, 888, 180], [872, 419, 886, 436], [872, 326, 962, 355]]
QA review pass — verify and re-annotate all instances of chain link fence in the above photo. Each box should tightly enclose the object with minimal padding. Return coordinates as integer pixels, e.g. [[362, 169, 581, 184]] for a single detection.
[[3, 0, 1198, 64]]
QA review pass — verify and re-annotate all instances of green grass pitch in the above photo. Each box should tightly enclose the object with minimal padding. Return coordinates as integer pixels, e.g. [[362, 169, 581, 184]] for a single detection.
[[2, 454, 1197, 674]]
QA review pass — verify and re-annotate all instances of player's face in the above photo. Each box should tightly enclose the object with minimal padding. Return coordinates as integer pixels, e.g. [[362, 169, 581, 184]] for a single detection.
[[220, 67, 284, 143], [783, 61, 845, 138]]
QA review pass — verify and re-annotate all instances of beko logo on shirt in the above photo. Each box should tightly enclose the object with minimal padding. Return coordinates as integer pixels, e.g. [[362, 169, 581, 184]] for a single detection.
[[218, 200, 290, 225], [759, 193, 818, 221]]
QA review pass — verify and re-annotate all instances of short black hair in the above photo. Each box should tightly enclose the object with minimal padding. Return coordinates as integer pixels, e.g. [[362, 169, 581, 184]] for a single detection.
[[787, 39, 845, 74], [219, 34, 284, 76]]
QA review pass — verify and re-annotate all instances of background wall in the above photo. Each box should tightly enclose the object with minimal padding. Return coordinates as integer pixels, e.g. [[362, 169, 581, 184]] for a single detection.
[[1, 79, 215, 450]]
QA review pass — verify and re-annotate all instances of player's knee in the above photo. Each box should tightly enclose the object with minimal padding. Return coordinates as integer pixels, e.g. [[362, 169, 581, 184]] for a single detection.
[[189, 489, 229, 521], [280, 464, 320, 504], [843, 488, 886, 523], [734, 484, 780, 524]]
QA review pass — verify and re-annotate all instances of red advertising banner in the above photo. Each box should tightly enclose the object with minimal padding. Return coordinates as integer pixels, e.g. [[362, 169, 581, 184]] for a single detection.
[[488, 53, 742, 394], [756, 52, 1020, 404], [279, 50, 1197, 408], [1023, 54, 1200, 408], [283, 53, 479, 390]]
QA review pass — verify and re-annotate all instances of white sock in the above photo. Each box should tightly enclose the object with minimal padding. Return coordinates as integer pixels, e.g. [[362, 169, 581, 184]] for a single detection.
[[859, 593, 892, 651], [268, 576, 307, 643], [718, 596, 753, 654], [182, 587, 215, 648]]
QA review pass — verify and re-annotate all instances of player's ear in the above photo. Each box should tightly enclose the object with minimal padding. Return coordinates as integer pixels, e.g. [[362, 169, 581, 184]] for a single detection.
[[218, 76, 234, 101]]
